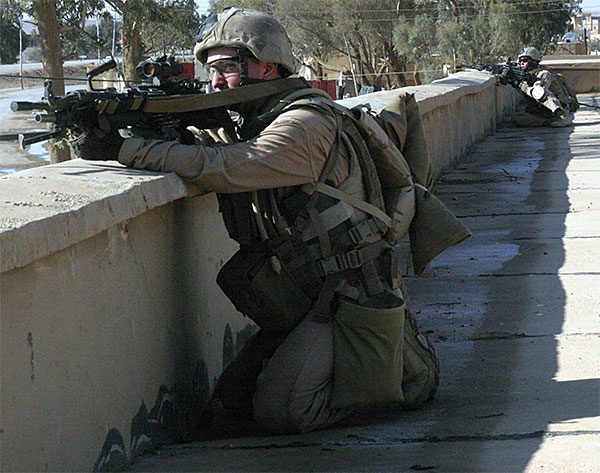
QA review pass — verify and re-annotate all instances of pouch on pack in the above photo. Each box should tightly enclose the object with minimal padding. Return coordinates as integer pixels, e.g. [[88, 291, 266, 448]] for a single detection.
[[554, 73, 579, 112], [409, 184, 472, 275], [217, 247, 313, 333], [350, 106, 416, 242], [330, 292, 406, 408]]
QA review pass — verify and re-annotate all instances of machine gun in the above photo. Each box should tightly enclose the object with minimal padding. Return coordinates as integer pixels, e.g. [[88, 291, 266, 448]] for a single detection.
[[2, 55, 314, 151], [4, 56, 218, 149], [472, 62, 538, 89]]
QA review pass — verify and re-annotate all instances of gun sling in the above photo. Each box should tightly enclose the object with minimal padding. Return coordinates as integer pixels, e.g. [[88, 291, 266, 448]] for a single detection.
[[142, 78, 310, 114]]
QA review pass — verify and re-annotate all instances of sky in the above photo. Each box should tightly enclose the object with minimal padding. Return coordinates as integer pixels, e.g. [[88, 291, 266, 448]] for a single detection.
[[581, 0, 600, 13], [196, 0, 211, 15]]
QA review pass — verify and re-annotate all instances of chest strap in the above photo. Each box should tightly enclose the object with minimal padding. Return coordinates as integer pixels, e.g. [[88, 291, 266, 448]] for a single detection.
[[301, 181, 392, 229]]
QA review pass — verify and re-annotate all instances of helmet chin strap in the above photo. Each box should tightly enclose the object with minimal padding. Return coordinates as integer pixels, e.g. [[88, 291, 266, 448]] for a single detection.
[[237, 48, 268, 86]]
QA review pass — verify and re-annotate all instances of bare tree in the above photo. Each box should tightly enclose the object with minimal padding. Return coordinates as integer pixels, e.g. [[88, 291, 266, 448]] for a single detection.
[[31, 0, 71, 162]]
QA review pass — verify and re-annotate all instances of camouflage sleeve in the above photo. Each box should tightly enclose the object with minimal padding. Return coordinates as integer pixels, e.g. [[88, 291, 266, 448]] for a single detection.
[[118, 107, 344, 193]]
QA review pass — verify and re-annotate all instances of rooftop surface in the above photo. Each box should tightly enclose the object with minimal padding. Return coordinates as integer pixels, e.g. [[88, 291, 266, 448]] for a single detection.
[[126, 97, 600, 472]]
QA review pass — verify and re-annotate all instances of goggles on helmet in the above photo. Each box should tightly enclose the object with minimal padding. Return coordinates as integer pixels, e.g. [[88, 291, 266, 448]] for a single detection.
[[196, 14, 218, 42], [205, 57, 241, 79]]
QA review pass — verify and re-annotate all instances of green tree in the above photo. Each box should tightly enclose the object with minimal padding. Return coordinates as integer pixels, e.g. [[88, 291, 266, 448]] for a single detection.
[[436, 0, 580, 66], [393, 13, 438, 82], [79, 12, 122, 59], [105, 0, 200, 80], [210, 0, 420, 89], [0, 3, 28, 64]]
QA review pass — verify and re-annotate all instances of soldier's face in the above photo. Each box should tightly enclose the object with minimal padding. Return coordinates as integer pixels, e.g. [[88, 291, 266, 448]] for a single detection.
[[518, 56, 532, 71], [206, 47, 279, 91]]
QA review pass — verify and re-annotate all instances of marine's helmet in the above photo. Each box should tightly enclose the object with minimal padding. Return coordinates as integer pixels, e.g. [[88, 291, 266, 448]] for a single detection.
[[194, 7, 299, 76], [518, 46, 542, 63]]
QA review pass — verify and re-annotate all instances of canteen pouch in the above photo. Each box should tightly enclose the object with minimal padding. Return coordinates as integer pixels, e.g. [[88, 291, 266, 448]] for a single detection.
[[217, 248, 313, 333], [384, 184, 416, 242], [409, 185, 471, 275], [330, 294, 406, 408]]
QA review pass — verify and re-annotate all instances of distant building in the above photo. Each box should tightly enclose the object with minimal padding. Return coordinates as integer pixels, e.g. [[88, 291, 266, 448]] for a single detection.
[[571, 12, 600, 41]]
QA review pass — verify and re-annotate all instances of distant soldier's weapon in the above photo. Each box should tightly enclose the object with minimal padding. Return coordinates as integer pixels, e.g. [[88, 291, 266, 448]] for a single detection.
[[2, 56, 309, 149], [471, 62, 538, 89]]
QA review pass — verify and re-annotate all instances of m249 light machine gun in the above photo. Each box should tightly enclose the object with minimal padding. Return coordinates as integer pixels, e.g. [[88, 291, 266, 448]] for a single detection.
[[4, 56, 216, 149], [4, 56, 311, 152], [472, 62, 538, 89]]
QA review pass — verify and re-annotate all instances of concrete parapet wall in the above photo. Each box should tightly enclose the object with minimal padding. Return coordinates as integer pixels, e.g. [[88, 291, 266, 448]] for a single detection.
[[339, 72, 515, 176], [0, 71, 514, 472], [541, 55, 600, 93]]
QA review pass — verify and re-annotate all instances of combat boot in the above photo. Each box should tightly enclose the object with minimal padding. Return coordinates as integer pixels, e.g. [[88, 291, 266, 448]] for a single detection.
[[399, 309, 440, 408]]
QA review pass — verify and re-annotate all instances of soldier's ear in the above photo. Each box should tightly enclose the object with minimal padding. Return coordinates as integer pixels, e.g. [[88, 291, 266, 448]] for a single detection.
[[263, 62, 280, 80]]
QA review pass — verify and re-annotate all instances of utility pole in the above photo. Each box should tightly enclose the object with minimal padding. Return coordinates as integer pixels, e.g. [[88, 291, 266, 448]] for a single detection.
[[343, 33, 359, 97], [19, 15, 23, 89], [111, 13, 116, 57], [96, 15, 101, 60]]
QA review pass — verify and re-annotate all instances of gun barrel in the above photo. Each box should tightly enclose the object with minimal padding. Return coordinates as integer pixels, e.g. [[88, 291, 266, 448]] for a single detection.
[[18, 130, 63, 149], [34, 112, 57, 124], [10, 101, 49, 112]]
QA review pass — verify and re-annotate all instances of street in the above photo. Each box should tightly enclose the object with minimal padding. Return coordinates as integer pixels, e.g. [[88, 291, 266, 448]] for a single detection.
[[0, 84, 84, 175], [0, 59, 97, 75], [0, 86, 50, 175]]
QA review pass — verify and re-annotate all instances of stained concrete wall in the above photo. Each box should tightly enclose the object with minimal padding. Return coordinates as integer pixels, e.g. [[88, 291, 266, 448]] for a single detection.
[[0, 71, 514, 473]]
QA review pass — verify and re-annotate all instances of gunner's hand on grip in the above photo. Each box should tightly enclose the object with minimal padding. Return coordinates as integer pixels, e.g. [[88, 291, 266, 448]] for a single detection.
[[74, 129, 124, 161]]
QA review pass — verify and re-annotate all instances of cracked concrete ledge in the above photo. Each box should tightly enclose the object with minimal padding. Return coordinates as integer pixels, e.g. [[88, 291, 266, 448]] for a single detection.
[[0, 160, 200, 273]]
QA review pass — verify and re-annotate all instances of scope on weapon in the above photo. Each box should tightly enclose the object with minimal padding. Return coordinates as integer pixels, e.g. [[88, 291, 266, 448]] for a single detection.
[[135, 56, 184, 81]]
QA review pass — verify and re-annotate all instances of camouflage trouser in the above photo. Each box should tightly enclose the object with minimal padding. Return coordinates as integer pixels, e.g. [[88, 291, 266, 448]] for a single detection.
[[216, 309, 439, 434]]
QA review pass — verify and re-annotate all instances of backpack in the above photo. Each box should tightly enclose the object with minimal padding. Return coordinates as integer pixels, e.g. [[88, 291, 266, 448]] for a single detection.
[[270, 88, 471, 274], [553, 72, 579, 112]]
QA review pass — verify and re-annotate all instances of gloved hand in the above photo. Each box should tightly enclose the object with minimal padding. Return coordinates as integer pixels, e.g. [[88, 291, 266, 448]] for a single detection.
[[518, 81, 529, 93], [498, 68, 509, 85], [74, 129, 124, 161]]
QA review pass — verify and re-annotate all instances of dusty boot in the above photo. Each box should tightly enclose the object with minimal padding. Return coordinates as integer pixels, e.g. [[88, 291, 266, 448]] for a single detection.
[[213, 329, 287, 415], [550, 112, 573, 128], [399, 310, 440, 408]]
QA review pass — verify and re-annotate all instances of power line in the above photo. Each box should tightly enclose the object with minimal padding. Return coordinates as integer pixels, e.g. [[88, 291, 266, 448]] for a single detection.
[[281, 8, 581, 24], [284, 0, 584, 15]]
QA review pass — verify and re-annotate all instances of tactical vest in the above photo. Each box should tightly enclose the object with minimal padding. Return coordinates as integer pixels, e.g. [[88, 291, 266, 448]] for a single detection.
[[216, 87, 413, 332]]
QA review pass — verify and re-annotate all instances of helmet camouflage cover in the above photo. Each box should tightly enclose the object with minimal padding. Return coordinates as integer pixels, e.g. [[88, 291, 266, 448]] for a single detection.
[[518, 46, 542, 62], [194, 7, 299, 75]]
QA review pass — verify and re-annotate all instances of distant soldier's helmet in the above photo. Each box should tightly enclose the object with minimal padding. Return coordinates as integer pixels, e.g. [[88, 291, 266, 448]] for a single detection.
[[518, 46, 542, 63], [194, 7, 299, 75]]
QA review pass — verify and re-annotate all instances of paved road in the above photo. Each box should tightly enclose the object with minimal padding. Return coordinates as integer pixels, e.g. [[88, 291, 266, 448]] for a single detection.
[[0, 86, 50, 175], [0, 85, 84, 175], [127, 97, 600, 472], [0, 59, 97, 75]]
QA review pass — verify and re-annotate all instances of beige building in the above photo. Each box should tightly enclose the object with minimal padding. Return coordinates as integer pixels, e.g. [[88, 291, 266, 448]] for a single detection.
[[572, 12, 600, 41]]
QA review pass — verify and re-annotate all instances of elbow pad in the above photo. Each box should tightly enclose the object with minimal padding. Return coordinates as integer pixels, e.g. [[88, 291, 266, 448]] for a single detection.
[[531, 85, 547, 100]]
